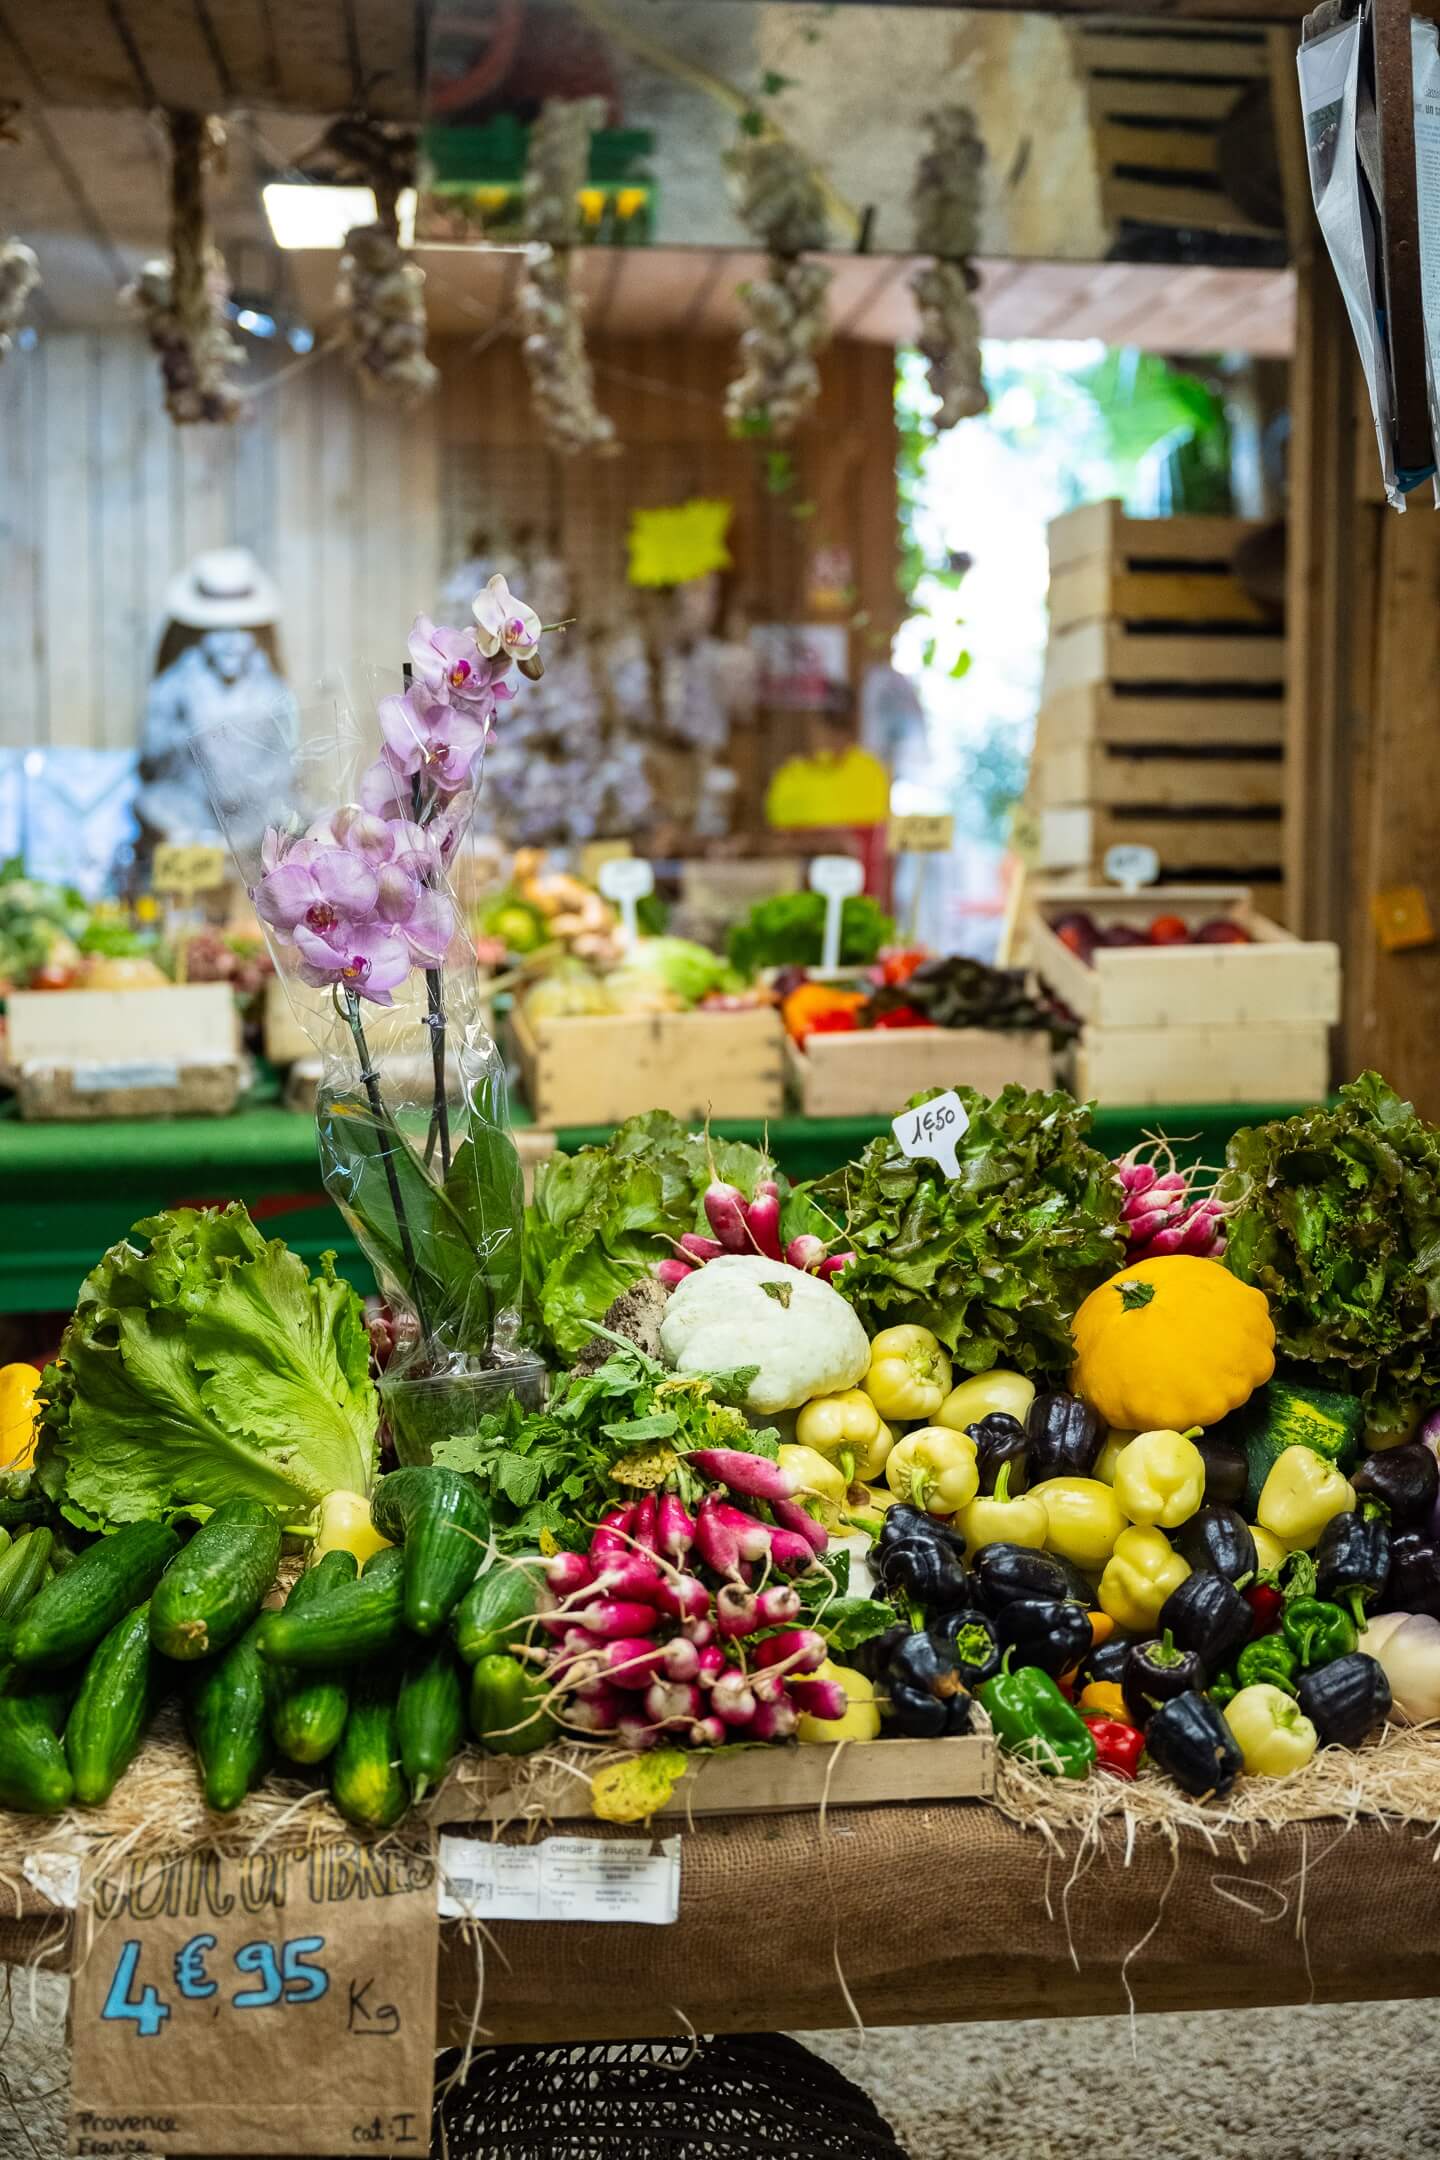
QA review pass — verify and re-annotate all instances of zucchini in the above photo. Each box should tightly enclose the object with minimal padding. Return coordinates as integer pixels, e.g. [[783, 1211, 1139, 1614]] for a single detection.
[[151, 1499, 282, 1662], [331, 1671, 408, 1832], [13, 1521, 179, 1674], [190, 1621, 271, 1812], [65, 1602, 155, 1807], [396, 1642, 466, 1800], [0, 1698, 73, 1815], [371, 1468, 490, 1637], [0, 1527, 54, 1628], [1216, 1381, 1366, 1515], [452, 1561, 541, 1666], [269, 1553, 357, 1766], [256, 1545, 404, 1670]]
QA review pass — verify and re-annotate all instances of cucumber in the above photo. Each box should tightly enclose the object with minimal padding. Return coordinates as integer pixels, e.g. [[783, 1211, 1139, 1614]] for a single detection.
[[331, 1671, 408, 1832], [452, 1561, 542, 1666], [256, 1545, 404, 1670], [13, 1522, 179, 1673], [0, 1698, 73, 1814], [65, 1602, 155, 1807], [151, 1499, 282, 1662], [396, 1642, 466, 1800], [0, 1528, 54, 1628], [269, 1553, 357, 1766], [371, 1468, 490, 1637], [190, 1621, 271, 1812]]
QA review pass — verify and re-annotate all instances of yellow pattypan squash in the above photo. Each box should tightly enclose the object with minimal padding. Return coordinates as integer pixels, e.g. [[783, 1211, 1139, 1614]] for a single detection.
[[0, 1363, 42, 1473], [1070, 1256, 1274, 1433]]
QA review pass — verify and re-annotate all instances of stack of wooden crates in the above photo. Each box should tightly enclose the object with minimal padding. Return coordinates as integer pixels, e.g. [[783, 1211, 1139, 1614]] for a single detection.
[[1032, 502, 1289, 922]]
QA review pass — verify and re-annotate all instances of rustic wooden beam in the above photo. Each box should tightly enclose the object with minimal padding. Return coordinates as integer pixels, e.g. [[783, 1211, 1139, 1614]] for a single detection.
[[720, 0, 1440, 19]]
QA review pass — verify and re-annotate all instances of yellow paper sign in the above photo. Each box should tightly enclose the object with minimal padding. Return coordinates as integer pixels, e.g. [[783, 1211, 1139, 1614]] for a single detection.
[[152, 843, 227, 898], [1371, 884, 1437, 952], [766, 747, 890, 829], [628, 499, 733, 589], [888, 813, 955, 855], [579, 838, 634, 884]]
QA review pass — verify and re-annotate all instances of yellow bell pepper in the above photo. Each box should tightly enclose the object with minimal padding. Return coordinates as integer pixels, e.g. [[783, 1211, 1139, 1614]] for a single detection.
[[797, 1658, 881, 1743], [935, 1368, 1036, 1434], [312, 1489, 392, 1570], [884, 1426, 978, 1516], [0, 1363, 42, 1473], [1223, 1683, 1319, 1777], [795, 1390, 892, 1485], [1070, 1255, 1275, 1432], [1093, 1429, 1134, 1485], [1111, 1427, 1207, 1529], [862, 1325, 952, 1422], [1031, 1476, 1127, 1570], [956, 1461, 1048, 1556], [777, 1443, 850, 1528], [1078, 1680, 1130, 1722], [1097, 1524, 1190, 1633], [1256, 1445, 1356, 1550], [1251, 1523, 1288, 1575]]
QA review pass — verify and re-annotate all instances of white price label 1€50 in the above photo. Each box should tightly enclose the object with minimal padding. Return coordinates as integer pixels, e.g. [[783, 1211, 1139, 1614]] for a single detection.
[[892, 1090, 970, 1181]]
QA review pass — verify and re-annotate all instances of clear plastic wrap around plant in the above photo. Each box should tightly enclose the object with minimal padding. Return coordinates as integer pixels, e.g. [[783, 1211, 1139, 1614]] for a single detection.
[[193, 591, 544, 1401]]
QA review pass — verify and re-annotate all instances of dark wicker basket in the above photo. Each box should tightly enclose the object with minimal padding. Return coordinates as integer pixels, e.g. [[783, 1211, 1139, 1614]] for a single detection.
[[433, 2034, 909, 2159]]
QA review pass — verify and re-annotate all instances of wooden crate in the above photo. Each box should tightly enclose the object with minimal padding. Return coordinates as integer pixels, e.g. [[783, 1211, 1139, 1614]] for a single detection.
[[1042, 620, 1286, 702], [1073, 1021, 1330, 1109], [441, 1733, 994, 1825], [6, 983, 246, 1120], [512, 1003, 785, 1127], [1035, 682, 1285, 755], [786, 1027, 1054, 1119], [1040, 804, 1284, 881], [1028, 886, 1339, 1030]]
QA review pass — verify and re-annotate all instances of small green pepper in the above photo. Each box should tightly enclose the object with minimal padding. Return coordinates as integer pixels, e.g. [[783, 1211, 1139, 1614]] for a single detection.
[[469, 1654, 555, 1756], [1236, 1632, 1300, 1695], [1281, 1596, 1358, 1671], [976, 1661, 1096, 1780], [1208, 1667, 1239, 1709]]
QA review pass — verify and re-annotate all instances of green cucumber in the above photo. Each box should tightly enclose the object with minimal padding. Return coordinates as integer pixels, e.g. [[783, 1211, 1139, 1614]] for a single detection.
[[452, 1561, 542, 1665], [0, 1698, 73, 1814], [331, 1671, 407, 1832], [470, 1652, 556, 1757], [0, 1528, 54, 1628], [13, 1522, 179, 1673], [190, 1621, 271, 1812], [396, 1642, 466, 1801], [151, 1499, 282, 1662], [65, 1602, 155, 1807], [256, 1544, 404, 1670], [371, 1468, 490, 1637], [269, 1553, 357, 1766]]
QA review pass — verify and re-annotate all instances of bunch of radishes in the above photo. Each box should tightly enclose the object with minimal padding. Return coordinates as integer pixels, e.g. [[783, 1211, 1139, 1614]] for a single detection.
[[653, 1170, 854, 1291], [534, 1449, 846, 1751], [1113, 1143, 1227, 1262]]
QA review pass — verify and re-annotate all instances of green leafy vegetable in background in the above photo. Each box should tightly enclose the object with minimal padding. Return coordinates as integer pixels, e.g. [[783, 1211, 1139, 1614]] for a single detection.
[[810, 1084, 1125, 1379], [431, 1342, 769, 1550], [37, 1205, 378, 1532], [1219, 1072, 1440, 1432], [726, 891, 894, 977]]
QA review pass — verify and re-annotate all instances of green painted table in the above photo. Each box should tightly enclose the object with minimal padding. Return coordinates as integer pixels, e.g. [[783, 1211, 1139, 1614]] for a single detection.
[[0, 1094, 1295, 1318]]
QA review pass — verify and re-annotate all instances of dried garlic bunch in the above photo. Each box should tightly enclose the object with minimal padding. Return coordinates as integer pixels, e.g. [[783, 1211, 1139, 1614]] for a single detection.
[[910, 106, 986, 427], [519, 98, 614, 453], [0, 239, 39, 362], [128, 115, 243, 425], [724, 136, 830, 441], [338, 221, 439, 407]]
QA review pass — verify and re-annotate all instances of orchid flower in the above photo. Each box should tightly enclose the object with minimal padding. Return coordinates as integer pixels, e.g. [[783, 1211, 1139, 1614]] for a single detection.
[[293, 915, 413, 1005], [407, 614, 510, 708], [472, 574, 541, 663], [377, 688, 492, 793]]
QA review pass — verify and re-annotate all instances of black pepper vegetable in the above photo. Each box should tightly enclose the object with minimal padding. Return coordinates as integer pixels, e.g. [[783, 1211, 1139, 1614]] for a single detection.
[[1143, 1690, 1244, 1799], [1352, 1444, 1439, 1531], [928, 1608, 1003, 1690], [1122, 1631, 1206, 1726], [878, 1505, 965, 1558], [1314, 1505, 1391, 1626], [875, 1535, 971, 1612], [967, 1413, 1030, 1495], [1024, 1392, 1104, 1482], [973, 1543, 1076, 1612], [993, 1597, 1092, 1678], [1175, 1504, 1257, 1585], [1156, 1569, 1252, 1675], [1077, 1636, 1133, 1691], [885, 1623, 981, 1736], [1192, 1432, 1249, 1509], [1296, 1652, 1392, 1748], [1379, 1531, 1440, 1616]]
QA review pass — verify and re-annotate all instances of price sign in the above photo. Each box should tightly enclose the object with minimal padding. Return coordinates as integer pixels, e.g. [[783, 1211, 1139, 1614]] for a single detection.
[[887, 813, 955, 855], [892, 1089, 970, 1181], [70, 1841, 438, 2157], [579, 837, 633, 884], [598, 854, 655, 943], [1103, 843, 1160, 893], [808, 854, 865, 969], [151, 843, 227, 899]]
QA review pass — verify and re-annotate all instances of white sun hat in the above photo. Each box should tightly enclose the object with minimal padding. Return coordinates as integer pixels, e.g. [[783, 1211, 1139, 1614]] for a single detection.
[[163, 547, 282, 629]]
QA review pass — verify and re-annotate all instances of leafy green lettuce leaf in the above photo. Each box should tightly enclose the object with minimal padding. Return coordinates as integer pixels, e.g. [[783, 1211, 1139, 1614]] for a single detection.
[[37, 1205, 378, 1531]]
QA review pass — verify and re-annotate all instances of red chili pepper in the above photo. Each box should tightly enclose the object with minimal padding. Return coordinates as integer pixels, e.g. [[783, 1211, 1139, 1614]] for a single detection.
[[1244, 1581, 1284, 1638], [1080, 1710, 1144, 1780], [807, 1009, 861, 1035], [871, 1005, 931, 1030], [880, 950, 928, 986]]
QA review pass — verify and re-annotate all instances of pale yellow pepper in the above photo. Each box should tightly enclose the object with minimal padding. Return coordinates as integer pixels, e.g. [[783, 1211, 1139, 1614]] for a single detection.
[[0, 1363, 42, 1474], [1031, 1476, 1127, 1570], [1251, 1523, 1288, 1575], [862, 1325, 952, 1422], [797, 1658, 880, 1743], [777, 1443, 850, 1528], [936, 1368, 1036, 1435], [1223, 1684, 1318, 1777], [1111, 1427, 1206, 1529], [956, 1461, 1047, 1556], [795, 1389, 893, 1485], [884, 1426, 979, 1516], [312, 1489, 393, 1570], [1098, 1524, 1190, 1633], [1093, 1429, 1136, 1485], [1256, 1445, 1356, 1550]]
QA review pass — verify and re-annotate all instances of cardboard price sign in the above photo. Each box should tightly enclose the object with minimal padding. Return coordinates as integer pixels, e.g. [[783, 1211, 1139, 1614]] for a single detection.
[[151, 844, 227, 899], [887, 813, 954, 855], [70, 1841, 438, 2158]]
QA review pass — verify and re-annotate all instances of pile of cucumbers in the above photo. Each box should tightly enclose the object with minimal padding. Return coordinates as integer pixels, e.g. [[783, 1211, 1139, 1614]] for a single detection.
[[0, 1468, 552, 1831]]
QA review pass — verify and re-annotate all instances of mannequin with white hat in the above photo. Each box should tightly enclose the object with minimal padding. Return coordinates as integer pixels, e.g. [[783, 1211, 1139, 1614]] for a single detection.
[[135, 548, 298, 860]]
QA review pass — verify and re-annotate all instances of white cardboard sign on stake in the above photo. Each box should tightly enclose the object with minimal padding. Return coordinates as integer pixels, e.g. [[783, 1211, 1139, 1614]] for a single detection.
[[598, 855, 655, 944], [1103, 843, 1160, 894], [808, 855, 865, 969], [892, 1090, 969, 1180]]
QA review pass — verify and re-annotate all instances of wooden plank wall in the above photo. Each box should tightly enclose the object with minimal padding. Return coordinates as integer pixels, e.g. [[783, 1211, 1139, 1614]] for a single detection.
[[0, 330, 900, 752]]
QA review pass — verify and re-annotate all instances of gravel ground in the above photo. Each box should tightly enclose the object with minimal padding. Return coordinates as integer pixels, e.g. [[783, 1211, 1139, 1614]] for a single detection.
[[2, 1972, 1430, 2159]]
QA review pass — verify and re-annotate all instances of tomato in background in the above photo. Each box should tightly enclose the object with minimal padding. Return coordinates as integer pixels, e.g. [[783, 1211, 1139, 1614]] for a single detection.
[[1147, 915, 1190, 946]]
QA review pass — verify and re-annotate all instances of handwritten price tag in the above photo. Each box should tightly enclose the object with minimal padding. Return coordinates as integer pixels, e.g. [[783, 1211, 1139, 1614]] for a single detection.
[[887, 813, 954, 855], [598, 854, 655, 943], [1103, 843, 1160, 893], [892, 1090, 970, 1180], [152, 843, 227, 899], [70, 1842, 437, 2157]]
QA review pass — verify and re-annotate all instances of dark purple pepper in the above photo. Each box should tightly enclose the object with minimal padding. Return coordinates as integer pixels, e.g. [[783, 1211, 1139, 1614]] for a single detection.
[[1352, 1443, 1439, 1532]]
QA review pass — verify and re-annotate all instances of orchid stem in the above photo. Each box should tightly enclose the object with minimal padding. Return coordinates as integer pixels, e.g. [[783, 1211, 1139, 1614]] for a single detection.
[[410, 764, 452, 1178], [343, 986, 429, 1339]]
